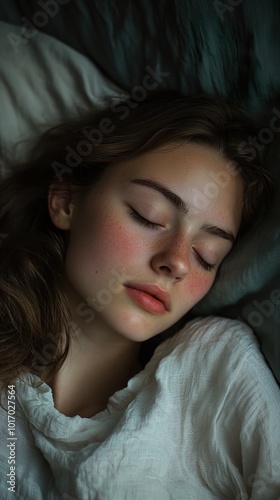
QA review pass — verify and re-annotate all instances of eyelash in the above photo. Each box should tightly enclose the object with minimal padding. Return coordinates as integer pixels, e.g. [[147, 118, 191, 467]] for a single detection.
[[129, 208, 159, 229], [193, 251, 214, 272], [129, 209, 215, 272]]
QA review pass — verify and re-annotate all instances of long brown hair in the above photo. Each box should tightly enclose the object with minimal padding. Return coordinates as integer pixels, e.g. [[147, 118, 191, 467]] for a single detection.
[[0, 90, 274, 388]]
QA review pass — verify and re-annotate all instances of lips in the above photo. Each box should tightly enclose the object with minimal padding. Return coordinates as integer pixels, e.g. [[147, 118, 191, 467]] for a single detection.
[[124, 282, 171, 311]]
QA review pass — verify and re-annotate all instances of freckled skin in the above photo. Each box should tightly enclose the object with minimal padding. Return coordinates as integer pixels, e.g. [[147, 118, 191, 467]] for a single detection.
[[56, 142, 243, 344]]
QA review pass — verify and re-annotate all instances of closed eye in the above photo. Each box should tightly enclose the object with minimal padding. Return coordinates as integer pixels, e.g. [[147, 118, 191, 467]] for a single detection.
[[130, 208, 215, 272], [129, 208, 160, 229], [193, 249, 215, 272]]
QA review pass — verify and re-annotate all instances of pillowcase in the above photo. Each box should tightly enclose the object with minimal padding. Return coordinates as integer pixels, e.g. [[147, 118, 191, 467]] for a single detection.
[[0, 20, 125, 178], [1, 1, 280, 116]]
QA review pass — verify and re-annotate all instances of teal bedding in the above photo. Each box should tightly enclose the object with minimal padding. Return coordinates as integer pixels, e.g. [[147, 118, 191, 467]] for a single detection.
[[0, 0, 279, 383]]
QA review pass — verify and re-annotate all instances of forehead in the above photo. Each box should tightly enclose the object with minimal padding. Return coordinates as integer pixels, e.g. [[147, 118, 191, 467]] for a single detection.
[[111, 142, 233, 183], [105, 143, 243, 231]]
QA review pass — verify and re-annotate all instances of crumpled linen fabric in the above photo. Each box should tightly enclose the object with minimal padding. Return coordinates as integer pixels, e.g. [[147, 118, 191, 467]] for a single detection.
[[1, 316, 280, 499]]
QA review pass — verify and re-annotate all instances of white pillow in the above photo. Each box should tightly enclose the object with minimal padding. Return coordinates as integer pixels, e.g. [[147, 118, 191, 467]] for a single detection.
[[0, 20, 125, 178]]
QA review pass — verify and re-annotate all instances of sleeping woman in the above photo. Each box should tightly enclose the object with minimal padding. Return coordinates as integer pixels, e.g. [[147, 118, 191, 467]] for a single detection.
[[0, 90, 280, 499]]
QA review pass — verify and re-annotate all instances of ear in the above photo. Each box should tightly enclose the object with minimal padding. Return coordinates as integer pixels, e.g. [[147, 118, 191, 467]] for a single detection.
[[48, 182, 77, 230]]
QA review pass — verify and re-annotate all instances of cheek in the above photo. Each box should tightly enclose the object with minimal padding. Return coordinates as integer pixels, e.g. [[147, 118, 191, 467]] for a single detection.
[[105, 223, 139, 261], [96, 215, 143, 267], [181, 271, 215, 303], [68, 209, 143, 274]]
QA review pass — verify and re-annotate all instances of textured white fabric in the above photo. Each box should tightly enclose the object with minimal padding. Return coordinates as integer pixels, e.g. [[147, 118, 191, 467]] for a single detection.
[[1, 316, 280, 499]]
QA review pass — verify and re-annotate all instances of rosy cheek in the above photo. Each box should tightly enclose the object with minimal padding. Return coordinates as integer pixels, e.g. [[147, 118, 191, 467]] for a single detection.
[[183, 271, 214, 299], [108, 224, 139, 258], [84, 212, 142, 270], [111, 216, 143, 251]]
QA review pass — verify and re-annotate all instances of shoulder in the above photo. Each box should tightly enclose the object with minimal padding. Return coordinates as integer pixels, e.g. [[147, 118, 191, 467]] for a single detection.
[[169, 314, 259, 349], [152, 316, 280, 495], [153, 315, 261, 368], [152, 315, 280, 412]]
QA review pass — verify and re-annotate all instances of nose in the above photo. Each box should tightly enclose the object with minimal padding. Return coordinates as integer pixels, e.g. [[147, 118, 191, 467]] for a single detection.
[[151, 235, 191, 282]]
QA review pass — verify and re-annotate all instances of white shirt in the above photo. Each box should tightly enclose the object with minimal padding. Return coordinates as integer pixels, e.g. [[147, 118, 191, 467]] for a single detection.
[[1, 316, 280, 499]]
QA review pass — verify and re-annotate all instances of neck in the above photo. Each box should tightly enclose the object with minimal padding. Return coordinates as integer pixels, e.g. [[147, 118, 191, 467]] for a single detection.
[[51, 334, 143, 417], [48, 279, 144, 417]]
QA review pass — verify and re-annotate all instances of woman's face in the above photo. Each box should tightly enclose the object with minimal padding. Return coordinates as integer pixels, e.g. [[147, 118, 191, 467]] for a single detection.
[[54, 143, 243, 342]]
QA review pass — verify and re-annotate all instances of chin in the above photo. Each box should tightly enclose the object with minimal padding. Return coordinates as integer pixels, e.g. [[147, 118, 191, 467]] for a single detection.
[[106, 309, 175, 343]]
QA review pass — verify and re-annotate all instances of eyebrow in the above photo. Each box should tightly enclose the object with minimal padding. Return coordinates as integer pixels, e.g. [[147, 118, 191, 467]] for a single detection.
[[200, 223, 235, 244], [130, 178, 236, 244]]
